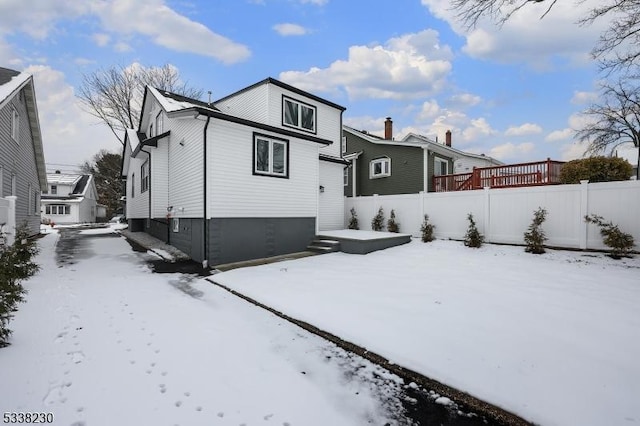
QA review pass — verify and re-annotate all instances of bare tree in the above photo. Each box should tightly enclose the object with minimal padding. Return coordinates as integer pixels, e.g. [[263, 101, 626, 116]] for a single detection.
[[77, 63, 203, 145], [576, 77, 640, 178], [450, 0, 640, 72]]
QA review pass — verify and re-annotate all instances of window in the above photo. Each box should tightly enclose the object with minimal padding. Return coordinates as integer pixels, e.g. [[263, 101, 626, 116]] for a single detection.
[[45, 204, 70, 215], [342, 136, 347, 154], [172, 218, 179, 233], [149, 123, 154, 138], [28, 183, 32, 215], [51, 185, 57, 195], [141, 161, 149, 193], [344, 168, 349, 186], [434, 157, 448, 176], [131, 173, 135, 198], [11, 174, 16, 196], [283, 96, 316, 133], [33, 190, 39, 214], [370, 158, 391, 179], [155, 112, 164, 135], [253, 133, 288, 178], [11, 105, 19, 142]]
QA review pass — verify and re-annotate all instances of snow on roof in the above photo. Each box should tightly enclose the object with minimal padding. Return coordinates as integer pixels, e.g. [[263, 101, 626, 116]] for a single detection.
[[0, 70, 30, 106], [126, 128, 141, 152], [47, 173, 82, 186], [147, 86, 217, 114]]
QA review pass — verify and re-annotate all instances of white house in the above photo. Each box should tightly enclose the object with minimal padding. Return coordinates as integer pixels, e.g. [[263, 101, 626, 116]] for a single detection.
[[122, 77, 346, 266], [41, 172, 102, 224]]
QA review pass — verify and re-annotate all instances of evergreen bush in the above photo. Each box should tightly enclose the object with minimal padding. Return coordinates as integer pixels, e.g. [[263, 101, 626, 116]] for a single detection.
[[524, 207, 548, 254], [464, 213, 484, 248], [559, 156, 633, 184], [420, 214, 435, 242], [348, 207, 359, 230], [387, 209, 400, 233], [0, 226, 40, 347], [584, 214, 635, 258], [371, 207, 385, 231]]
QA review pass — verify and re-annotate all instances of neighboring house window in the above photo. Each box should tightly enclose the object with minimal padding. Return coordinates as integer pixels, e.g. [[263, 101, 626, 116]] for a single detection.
[[28, 183, 32, 215], [51, 185, 57, 195], [434, 157, 449, 176], [11, 105, 19, 142], [141, 161, 149, 193], [33, 190, 39, 214], [342, 136, 347, 154], [11, 174, 16, 196], [155, 112, 163, 134], [46, 204, 70, 215], [253, 133, 289, 178], [282, 96, 316, 133], [370, 158, 391, 179], [172, 218, 179, 233], [131, 173, 135, 198], [344, 168, 349, 186]]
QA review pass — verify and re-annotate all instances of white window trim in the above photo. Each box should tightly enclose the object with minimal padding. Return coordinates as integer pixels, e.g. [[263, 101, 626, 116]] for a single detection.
[[370, 157, 391, 179], [155, 111, 164, 135], [253, 134, 289, 178], [282, 96, 316, 133], [11, 105, 19, 143], [141, 161, 149, 193], [28, 183, 32, 215], [45, 204, 70, 215], [343, 167, 349, 186], [434, 157, 449, 176], [11, 174, 16, 196], [342, 136, 347, 154], [172, 218, 179, 233]]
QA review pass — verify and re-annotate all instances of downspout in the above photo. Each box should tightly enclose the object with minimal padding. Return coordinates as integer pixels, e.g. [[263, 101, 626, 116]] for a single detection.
[[140, 148, 152, 230], [202, 115, 211, 268]]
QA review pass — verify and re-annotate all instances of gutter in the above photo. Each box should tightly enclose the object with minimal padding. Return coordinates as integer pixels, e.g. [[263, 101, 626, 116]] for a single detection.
[[202, 115, 211, 268]]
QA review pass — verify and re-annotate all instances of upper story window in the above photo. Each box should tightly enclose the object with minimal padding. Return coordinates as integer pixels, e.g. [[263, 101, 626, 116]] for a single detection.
[[51, 185, 57, 195], [11, 105, 19, 142], [282, 96, 316, 133], [253, 133, 288, 178], [370, 157, 391, 179], [141, 161, 149, 193], [342, 136, 347, 154], [155, 112, 164, 134], [149, 122, 154, 138]]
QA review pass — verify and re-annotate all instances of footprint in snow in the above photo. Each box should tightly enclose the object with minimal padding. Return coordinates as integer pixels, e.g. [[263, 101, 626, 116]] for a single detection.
[[264, 413, 274, 420], [175, 401, 182, 407]]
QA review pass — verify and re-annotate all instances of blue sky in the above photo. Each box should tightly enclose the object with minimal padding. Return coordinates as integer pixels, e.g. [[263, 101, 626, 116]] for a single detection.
[[2, 0, 631, 170]]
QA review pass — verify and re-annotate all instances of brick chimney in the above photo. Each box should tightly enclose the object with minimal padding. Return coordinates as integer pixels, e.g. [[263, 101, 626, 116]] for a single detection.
[[384, 117, 393, 140], [445, 129, 452, 147]]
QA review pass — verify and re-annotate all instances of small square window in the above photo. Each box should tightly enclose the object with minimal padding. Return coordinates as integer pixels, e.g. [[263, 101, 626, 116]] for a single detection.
[[51, 185, 57, 195], [253, 133, 289, 178], [172, 218, 179, 233], [370, 158, 391, 179]]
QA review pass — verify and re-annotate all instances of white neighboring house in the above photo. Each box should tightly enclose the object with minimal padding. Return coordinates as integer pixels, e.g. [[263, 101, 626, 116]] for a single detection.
[[41, 172, 103, 224], [122, 77, 346, 266]]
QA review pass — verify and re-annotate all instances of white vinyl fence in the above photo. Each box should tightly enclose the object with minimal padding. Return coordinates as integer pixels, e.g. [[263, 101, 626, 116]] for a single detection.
[[345, 180, 640, 251], [0, 196, 17, 246]]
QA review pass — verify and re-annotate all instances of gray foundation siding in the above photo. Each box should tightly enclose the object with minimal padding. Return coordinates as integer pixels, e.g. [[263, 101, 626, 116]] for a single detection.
[[208, 217, 315, 266], [146, 218, 169, 243]]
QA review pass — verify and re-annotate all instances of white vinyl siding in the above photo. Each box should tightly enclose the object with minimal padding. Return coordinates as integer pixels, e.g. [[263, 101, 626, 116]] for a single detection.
[[10, 105, 19, 142], [125, 156, 149, 219], [214, 84, 269, 123], [152, 142, 169, 218], [208, 119, 318, 218], [167, 117, 205, 218], [319, 161, 345, 231]]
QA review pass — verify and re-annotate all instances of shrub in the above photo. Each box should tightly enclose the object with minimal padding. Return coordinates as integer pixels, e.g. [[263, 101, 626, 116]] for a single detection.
[[584, 214, 635, 259], [524, 207, 548, 254], [420, 214, 435, 242], [464, 213, 484, 248], [371, 207, 385, 231], [348, 207, 359, 230], [0, 226, 40, 347], [559, 156, 633, 184], [387, 209, 399, 233]]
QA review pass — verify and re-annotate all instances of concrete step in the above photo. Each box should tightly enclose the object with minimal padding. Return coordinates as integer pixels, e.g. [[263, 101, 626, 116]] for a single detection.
[[306, 238, 341, 253]]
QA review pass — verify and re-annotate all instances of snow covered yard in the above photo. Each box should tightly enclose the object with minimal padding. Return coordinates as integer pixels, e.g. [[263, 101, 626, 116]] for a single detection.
[[0, 227, 418, 426], [214, 239, 640, 426]]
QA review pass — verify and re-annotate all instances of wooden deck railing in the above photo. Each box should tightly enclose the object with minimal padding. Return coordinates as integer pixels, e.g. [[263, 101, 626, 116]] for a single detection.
[[433, 158, 565, 192]]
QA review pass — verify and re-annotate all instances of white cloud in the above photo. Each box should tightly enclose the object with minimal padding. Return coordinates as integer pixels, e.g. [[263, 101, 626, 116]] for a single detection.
[[418, 100, 441, 120], [462, 118, 497, 142], [545, 128, 574, 142], [273, 23, 308, 36], [299, 0, 328, 5], [280, 29, 453, 100], [505, 123, 543, 136], [421, 0, 606, 68], [24, 65, 118, 167], [571, 90, 598, 104], [0, 0, 250, 64], [448, 93, 481, 109], [74, 58, 96, 66], [92, 33, 111, 47], [114, 41, 133, 52], [489, 142, 535, 160], [560, 140, 589, 160]]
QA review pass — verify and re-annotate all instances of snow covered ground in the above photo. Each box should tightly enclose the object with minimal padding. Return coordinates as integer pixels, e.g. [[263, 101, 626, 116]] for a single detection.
[[215, 239, 640, 426], [0, 227, 414, 426]]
